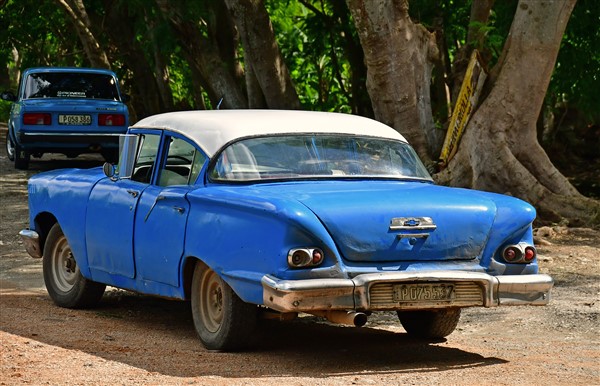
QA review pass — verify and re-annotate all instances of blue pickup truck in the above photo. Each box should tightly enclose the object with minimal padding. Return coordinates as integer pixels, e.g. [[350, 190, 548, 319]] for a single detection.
[[2, 67, 129, 169]]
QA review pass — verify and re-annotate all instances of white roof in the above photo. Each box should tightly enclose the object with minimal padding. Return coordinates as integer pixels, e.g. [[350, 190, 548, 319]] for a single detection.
[[132, 110, 406, 157]]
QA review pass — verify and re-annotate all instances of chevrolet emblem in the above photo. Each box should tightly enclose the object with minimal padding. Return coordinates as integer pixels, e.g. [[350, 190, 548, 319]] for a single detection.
[[389, 217, 437, 231]]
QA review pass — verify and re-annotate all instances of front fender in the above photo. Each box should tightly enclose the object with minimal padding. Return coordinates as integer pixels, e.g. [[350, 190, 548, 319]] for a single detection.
[[28, 168, 104, 277]]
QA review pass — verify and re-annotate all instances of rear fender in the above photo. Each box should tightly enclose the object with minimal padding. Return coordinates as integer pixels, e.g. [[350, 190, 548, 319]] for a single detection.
[[182, 189, 343, 304]]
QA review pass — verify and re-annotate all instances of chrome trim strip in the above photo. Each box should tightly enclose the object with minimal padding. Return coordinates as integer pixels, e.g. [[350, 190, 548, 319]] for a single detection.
[[389, 217, 437, 231], [396, 233, 430, 239], [21, 133, 122, 137], [18, 229, 42, 258], [261, 271, 553, 312]]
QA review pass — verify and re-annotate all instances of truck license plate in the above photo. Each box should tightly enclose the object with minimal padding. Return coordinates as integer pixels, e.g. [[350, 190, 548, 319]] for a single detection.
[[393, 283, 455, 302], [58, 114, 92, 125]]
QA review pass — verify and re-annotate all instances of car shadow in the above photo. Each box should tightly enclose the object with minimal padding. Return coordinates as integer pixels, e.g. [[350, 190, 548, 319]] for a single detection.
[[0, 290, 507, 379]]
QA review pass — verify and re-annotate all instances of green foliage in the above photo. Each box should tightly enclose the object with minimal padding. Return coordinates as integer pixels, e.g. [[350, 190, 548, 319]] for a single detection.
[[408, 0, 598, 129], [549, 0, 600, 122], [267, 0, 353, 112], [408, 0, 516, 67], [169, 52, 196, 109], [0, 100, 11, 123], [0, 0, 595, 126], [1, 0, 86, 74]]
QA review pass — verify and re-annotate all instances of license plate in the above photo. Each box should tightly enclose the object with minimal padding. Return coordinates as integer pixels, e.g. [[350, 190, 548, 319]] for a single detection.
[[393, 283, 455, 302], [58, 114, 91, 125]]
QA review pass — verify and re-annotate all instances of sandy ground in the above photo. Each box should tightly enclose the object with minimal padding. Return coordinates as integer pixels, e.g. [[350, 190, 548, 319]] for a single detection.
[[0, 125, 599, 385]]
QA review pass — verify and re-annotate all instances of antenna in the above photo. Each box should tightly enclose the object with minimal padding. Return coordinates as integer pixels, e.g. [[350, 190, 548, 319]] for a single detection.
[[216, 98, 223, 110]]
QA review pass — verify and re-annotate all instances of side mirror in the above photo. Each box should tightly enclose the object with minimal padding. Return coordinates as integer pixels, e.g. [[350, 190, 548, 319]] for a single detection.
[[1, 91, 16, 102], [103, 162, 116, 178]]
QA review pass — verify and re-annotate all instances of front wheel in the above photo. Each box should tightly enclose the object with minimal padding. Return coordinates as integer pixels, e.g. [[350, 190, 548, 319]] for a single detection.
[[398, 308, 461, 339], [191, 262, 257, 351], [43, 223, 105, 308]]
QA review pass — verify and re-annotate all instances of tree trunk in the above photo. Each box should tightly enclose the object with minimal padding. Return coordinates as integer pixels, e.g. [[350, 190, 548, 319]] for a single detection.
[[54, 0, 110, 69], [301, 0, 374, 117], [346, 0, 439, 163], [97, 0, 165, 119], [436, 0, 600, 226], [151, 42, 175, 112], [209, 1, 245, 86], [449, 0, 495, 104], [224, 0, 300, 109], [0, 58, 10, 90], [155, 0, 248, 109]]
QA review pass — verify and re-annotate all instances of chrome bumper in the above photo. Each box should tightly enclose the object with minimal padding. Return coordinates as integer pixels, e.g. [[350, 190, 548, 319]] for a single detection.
[[19, 229, 42, 258], [261, 271, 553, 312]]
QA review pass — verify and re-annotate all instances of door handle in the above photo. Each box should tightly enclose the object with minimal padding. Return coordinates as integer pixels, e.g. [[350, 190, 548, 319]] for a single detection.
[[173, 206, 185, 214], [127, 189, 139, 198]]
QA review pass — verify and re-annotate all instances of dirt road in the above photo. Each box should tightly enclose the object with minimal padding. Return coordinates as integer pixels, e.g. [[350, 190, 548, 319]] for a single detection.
[[1, 125, 599, 385]]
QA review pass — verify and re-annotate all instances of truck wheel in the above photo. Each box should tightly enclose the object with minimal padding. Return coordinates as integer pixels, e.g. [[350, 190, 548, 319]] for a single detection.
[[43, 223, 105, 308], [397, 308, 461, 339], [14, 142, 30, 170], [191, 262, 257, 351]]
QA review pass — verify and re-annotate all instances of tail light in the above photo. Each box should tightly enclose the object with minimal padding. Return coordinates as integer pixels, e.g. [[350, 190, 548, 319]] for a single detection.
[[503, 246, 521, 262], [23, 113, 51, 125], [288, 248, 325, 268], [524, 246, 536, 262], [502, 243, 536, 264], [99, 114, 126, 126]]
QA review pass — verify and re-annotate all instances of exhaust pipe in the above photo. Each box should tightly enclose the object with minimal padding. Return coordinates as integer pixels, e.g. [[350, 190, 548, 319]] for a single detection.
[[310, 310, 368, 327]]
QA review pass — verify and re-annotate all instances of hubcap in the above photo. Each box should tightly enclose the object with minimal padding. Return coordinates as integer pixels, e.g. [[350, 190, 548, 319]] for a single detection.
[[51, 235, 78, 293], [200, 270, 224, 333]]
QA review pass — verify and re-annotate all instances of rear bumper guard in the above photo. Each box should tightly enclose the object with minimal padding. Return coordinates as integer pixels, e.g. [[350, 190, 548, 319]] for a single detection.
[[262, 270, 553, 312]]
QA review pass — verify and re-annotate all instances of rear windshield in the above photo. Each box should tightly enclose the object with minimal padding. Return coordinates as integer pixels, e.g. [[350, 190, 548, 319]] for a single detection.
[[23, 72, 121, 100], [210, 134, 432, 182]]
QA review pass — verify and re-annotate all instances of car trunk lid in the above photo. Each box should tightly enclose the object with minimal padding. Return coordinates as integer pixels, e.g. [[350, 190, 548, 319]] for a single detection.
[[266, 181, 496, 263]]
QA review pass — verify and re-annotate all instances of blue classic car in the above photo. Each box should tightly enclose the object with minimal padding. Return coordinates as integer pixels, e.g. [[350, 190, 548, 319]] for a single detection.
[[2, 67, 129, 169], [20, 110, 552, 350]]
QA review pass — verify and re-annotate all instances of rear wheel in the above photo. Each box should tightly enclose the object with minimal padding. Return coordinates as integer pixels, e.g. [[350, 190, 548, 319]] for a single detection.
[[191, 262, 257, 351], [398, 308, 461, 339], [5, 130, 15, 161], [43, 223, 105, 308], [14, 141, 30, 170]]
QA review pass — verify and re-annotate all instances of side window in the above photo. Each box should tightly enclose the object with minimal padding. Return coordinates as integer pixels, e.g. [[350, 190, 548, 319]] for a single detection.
[[188, 148, 206, 184], [131, 134, 160, 183], [158, 136, 204, 186]]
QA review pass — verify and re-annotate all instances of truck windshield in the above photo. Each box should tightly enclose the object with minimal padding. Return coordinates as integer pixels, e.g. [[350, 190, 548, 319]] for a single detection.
[[210, 134, 433, 182], [23, 72, 121, 101]]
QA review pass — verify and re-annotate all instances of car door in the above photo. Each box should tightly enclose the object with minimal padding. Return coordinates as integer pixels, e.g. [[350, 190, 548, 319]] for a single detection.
[[86, 131, 162, 278], [133, 134, 206, 287]]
